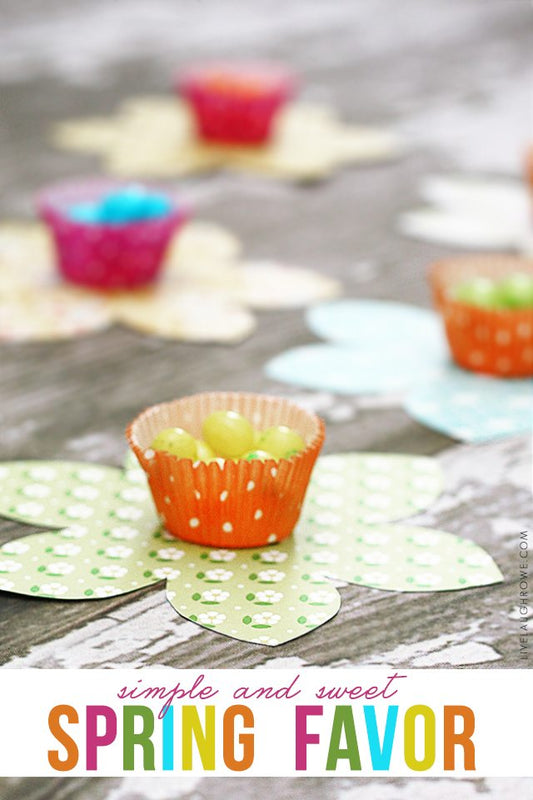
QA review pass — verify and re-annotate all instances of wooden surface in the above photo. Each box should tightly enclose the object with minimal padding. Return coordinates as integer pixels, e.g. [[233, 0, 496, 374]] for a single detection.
[[1, 0, 532, 796]]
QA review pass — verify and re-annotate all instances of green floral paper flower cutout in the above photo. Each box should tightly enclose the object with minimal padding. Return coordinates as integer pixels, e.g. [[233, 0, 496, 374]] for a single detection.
[[0, 453, 502, 645]]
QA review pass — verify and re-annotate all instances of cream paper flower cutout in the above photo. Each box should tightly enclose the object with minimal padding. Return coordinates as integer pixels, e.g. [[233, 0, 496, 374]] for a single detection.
[[398, 174, 533, 251], [0, 219, 340, 343], [51, 96, 400, 182]]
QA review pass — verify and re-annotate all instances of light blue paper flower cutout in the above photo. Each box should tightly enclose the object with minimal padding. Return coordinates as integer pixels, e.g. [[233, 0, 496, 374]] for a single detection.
[[405, 367, 532, 443], [265, 299, 532, 442], [267, 300, 447, 395]]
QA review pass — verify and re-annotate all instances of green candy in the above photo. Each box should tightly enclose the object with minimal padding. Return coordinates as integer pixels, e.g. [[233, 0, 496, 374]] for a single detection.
[[454, 273, 533, 310], [202, 410, 255, 459], [453, 277, 500, 309], [496, 273, 533, 309], [242, 450, 276, 462], [195, 440, 216, 462], [257, 425, 306, 459], [151, 427, 197, 459]]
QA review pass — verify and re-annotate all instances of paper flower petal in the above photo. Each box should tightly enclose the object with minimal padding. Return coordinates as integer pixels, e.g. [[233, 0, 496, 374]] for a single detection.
[[165, 538, 340, 646], [306, 300, 444, 347], [0, 526, 164, 599], [0, 288, 112, 342], [0, 449, 502, 642], [308, 523, 503, 593], [51, 98, 398, 182], [404, 367, 533, 442], [398, 209, 521, 250], [235, 262, 341, 309], [0, 461, 156, 529], [165, 220, 243, 278], [266, 342, 444, 395], [0, 223, 55, 290], [398, 175, 530, 250], [110, 288, 256, 343], [305, 453, 443, 523], [266, 300, 447, 394]]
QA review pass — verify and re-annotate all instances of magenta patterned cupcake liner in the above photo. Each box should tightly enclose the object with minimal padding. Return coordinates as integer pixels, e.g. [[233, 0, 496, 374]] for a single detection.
[[177, 62, 296, 145], [38, 178, 188, 290]]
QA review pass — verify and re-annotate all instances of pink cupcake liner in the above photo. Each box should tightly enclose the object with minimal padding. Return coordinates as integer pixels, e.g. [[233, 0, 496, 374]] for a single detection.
[[38, 178, 188, 290], [127, 392, 324, 548], [177, 62, 296, 145]]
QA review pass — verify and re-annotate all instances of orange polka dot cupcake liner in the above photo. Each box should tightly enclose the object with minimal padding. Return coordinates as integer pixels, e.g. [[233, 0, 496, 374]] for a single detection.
[[430, 255, 533, 378], [126, 392, 325, 548]]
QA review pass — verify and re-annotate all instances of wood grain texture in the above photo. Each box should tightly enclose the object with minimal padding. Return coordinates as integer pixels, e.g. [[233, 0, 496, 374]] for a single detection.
[[0, 0, 531, 794]]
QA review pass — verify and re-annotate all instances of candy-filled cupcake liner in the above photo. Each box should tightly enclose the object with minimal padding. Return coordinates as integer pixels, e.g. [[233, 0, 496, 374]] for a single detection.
[[38, 178, 187, 290], [127, 392, 325, 548], [430, 256, 533, 377], [178, 63, 295, 145]]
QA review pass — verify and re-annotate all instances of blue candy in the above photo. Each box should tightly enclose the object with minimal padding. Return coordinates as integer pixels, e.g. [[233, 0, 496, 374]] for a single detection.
[[69, 185, 174, 224]]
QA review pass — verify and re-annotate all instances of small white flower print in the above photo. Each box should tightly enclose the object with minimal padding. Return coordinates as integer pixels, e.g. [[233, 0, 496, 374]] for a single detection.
[[305, 612, 328, 626], [22, 484, 51, 499], [314, 473, 345, 489], [60, 524, 89, 539], [51, 543, 81, 557], [1, 541, 29, 555], [46, 563, 75, 576], [40, 582, 69, 596], [76, 468, 105, 483], [412, 553, 441, 567], [124, 468, 146, 484], [201, 589, 230, 603], [365, 457, 393, 472], [315, 493, 343, 509], [314, 511, 341, 526], [464, 552, 493, 568], [72, 486, 100, 501], [311, 531, 339, 546], [256, 569, 285, 583], [153, 567, 181, 580], [119, 487, 148, 503], [99, 565, 128, 579], [306, 571, 329, 584], [412, 573, 442, 587], [64, 504, 94, 520], [251, 612, 281, 627], [156, 548, 184, 561], [360, 552, 390, 566], [258, 550, 288, 564], [197, 611, 226, 627], [15, 502, 44, 517], [94, 586, 122, 597], [360, 571, 390, 586], [115, 506, 143, 521], [0, 560, 22, 573], [360, 531, 390, 546], [251, 636, 279, 645], [310, 552, 338, 565], [364, 494, 392, 509], [109, 526, 139, 540], [410, 532, 441, 548], [363, 475, 392, 491], [0, 578, 14, 590], [307, 590, 336, 605], [105, 545, 133, 559], [204, 569, 233, 582], [28, 466, 57, 481], [254, 590, 283, 604], [208, 550, 236, 562]]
